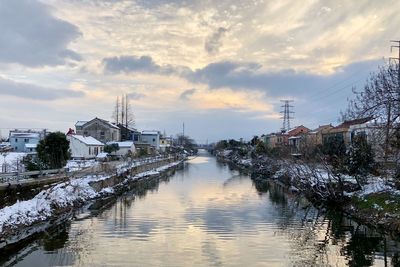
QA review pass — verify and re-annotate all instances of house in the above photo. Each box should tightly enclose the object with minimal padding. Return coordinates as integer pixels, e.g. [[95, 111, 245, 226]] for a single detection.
[[159, 136, 173, 152], [9, 129, 47, 153], [287, 126, 310, 156], [106, 141, 136, 157], [75, 117, 120, 143], [67, 134, 104, 159], [267, 132, 288, 148], [141, 130, 160, 150], [322, 117, 374, 146], [118, 124, 141, 142], [306, 124, 333, 146]]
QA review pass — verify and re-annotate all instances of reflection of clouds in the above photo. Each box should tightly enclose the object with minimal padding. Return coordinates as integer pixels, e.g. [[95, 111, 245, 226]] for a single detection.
[[13, 154, 400, 267]]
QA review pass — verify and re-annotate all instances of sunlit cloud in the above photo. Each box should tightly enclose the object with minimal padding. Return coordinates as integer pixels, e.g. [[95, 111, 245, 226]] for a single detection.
[[0, 0, 398, 140]]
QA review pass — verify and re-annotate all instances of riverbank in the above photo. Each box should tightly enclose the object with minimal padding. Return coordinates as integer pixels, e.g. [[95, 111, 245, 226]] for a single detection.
[[215, 150, 400, 239], [0, 157, 184, 250]]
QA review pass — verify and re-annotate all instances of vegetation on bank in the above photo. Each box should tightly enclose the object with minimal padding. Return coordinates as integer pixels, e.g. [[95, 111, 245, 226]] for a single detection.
[[213, 61, 400, 233]]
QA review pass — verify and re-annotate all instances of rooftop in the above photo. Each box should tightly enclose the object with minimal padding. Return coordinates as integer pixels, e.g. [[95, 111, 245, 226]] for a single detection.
[[70, 135, 104, 146], [334, 117, 374, 129], [106, 141, 134, 148]]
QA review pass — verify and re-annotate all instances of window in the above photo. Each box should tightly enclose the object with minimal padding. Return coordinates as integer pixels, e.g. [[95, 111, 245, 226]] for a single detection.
[[24, 138, 29, 143], [15, 138, 18, 142], [100, 131, 105, 136], [89, 147, 91, 155], [84, 131, 88, 135], [153, 138, 156, 142]]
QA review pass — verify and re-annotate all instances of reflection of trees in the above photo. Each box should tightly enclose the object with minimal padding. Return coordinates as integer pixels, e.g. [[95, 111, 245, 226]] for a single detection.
[[253, 179, 400, 266]]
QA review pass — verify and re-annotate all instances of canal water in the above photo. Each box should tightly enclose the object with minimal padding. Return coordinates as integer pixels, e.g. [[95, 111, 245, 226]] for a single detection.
[[2, 150, 400, 266]]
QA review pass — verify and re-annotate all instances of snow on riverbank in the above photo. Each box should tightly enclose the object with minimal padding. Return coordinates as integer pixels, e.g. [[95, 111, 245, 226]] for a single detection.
[[131, 161, 182, 179], [0, 174, 110, 233], [0, 159, 182, 234], [65, 159, 98, 172]]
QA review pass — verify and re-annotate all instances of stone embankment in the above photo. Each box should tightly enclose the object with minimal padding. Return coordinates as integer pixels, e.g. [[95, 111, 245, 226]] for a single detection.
[[0, 156, 184, 250]]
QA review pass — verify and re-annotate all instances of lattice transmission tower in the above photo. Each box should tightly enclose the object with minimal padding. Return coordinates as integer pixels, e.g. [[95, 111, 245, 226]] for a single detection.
[[280, 100, 294, 133]]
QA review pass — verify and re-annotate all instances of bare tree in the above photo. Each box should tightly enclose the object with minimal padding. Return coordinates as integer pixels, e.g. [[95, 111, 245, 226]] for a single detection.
[[342, 61, 400, 161], [111, 94, 135, 127], [112, 96, 120, 125]]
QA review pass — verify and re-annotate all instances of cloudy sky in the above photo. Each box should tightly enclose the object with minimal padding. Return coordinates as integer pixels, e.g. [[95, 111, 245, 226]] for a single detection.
[[0, 0, 399, 142]]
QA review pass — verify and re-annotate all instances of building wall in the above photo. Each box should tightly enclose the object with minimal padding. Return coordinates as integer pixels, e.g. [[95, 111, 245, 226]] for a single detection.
[[77, 119, 120, 143], [9, 131, 44, 152], [141, 134, 160, 150], [68, 136, 104, 159]]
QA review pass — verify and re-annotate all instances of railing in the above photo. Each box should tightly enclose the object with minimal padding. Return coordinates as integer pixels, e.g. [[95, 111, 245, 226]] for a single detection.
[[0, 154, 181, 183]]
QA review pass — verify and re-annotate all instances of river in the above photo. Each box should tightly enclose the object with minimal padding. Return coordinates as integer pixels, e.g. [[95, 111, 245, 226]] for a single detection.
[[2, 150, 400, 267]]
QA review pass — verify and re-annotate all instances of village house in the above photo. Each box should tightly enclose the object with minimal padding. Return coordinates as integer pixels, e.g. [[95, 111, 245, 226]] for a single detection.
[[9, 129, 47, 153], [306, 124, 333, 146], [322, 117, 374, 147], [75, 117, 120, 143], [287, 125, 310, 156], [141, 130, 160, 150], [106, 141, 136, 157], [67, 134, 104, 159], [118, 124, 141, 142], [159, 136, 173, 152], [265, 132, 288, 148]]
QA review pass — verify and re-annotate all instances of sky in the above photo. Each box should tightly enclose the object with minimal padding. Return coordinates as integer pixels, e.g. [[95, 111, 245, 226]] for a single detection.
[[0, 0, 399, 143]]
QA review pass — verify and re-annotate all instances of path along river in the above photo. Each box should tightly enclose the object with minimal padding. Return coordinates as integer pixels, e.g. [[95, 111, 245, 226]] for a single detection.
[[2, 150, 400, 266]]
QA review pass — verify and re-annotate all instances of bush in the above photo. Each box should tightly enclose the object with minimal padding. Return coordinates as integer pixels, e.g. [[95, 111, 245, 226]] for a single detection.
[[36, 132, 70, 169], [104, 143, 119, 154]]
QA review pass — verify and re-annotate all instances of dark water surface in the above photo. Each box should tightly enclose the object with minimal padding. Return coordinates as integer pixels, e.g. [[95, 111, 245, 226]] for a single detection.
[[3, 151, 400, 266]]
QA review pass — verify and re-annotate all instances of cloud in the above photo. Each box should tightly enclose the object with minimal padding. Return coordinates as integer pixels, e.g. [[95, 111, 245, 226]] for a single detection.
[[0, 77, 85, 100], [179, 88, 196, 100], [128, 92, 146, 100], [0, 0, 81, 67], [102, 53, 381, 100], [102, 55, 187, 75], [205, 27, 227, 55]]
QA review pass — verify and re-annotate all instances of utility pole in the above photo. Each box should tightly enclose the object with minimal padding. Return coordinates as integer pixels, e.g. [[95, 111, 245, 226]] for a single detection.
[[384, 41, 400, 162], [280, 100, 294, 132], [182, 122, 185, 146], [390, 40, 400, 114]]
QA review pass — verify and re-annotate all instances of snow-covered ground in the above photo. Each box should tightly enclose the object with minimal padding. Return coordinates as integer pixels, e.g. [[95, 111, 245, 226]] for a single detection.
[[65, 159, 98, 172], [0, 153, 27, 173]]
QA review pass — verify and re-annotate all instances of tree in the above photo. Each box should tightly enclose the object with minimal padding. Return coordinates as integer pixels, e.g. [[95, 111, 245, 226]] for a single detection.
[[174, 134, 198, 154], [112, 94, 135, 127], [346, 135, 376, 187], [343, 61, 400, 161], [36, 132, 70, 169], [321, 135, 347, 173], [104, 143, 119, 154]]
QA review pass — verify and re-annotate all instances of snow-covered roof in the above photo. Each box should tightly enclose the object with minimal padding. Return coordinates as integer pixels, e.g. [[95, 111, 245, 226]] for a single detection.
[[142, 130, 160, 135], [75, 121, 88, 127], [25, 144, 37, 148], [96, 152, 108, 158], [9, 132, 40, 139], [107, 141, 134, 148], [71, 135, 104, 146]]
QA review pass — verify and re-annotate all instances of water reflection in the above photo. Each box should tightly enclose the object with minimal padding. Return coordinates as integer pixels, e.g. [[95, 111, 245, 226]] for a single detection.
[[3, 152, 400, 267]]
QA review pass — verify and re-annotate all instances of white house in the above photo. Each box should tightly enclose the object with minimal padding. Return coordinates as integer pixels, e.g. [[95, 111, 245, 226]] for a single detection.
[[67, 134, 104, 159], [159, 136, 172, 152], [106, 141, 136, 157], [141, 130, 160, 150]]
